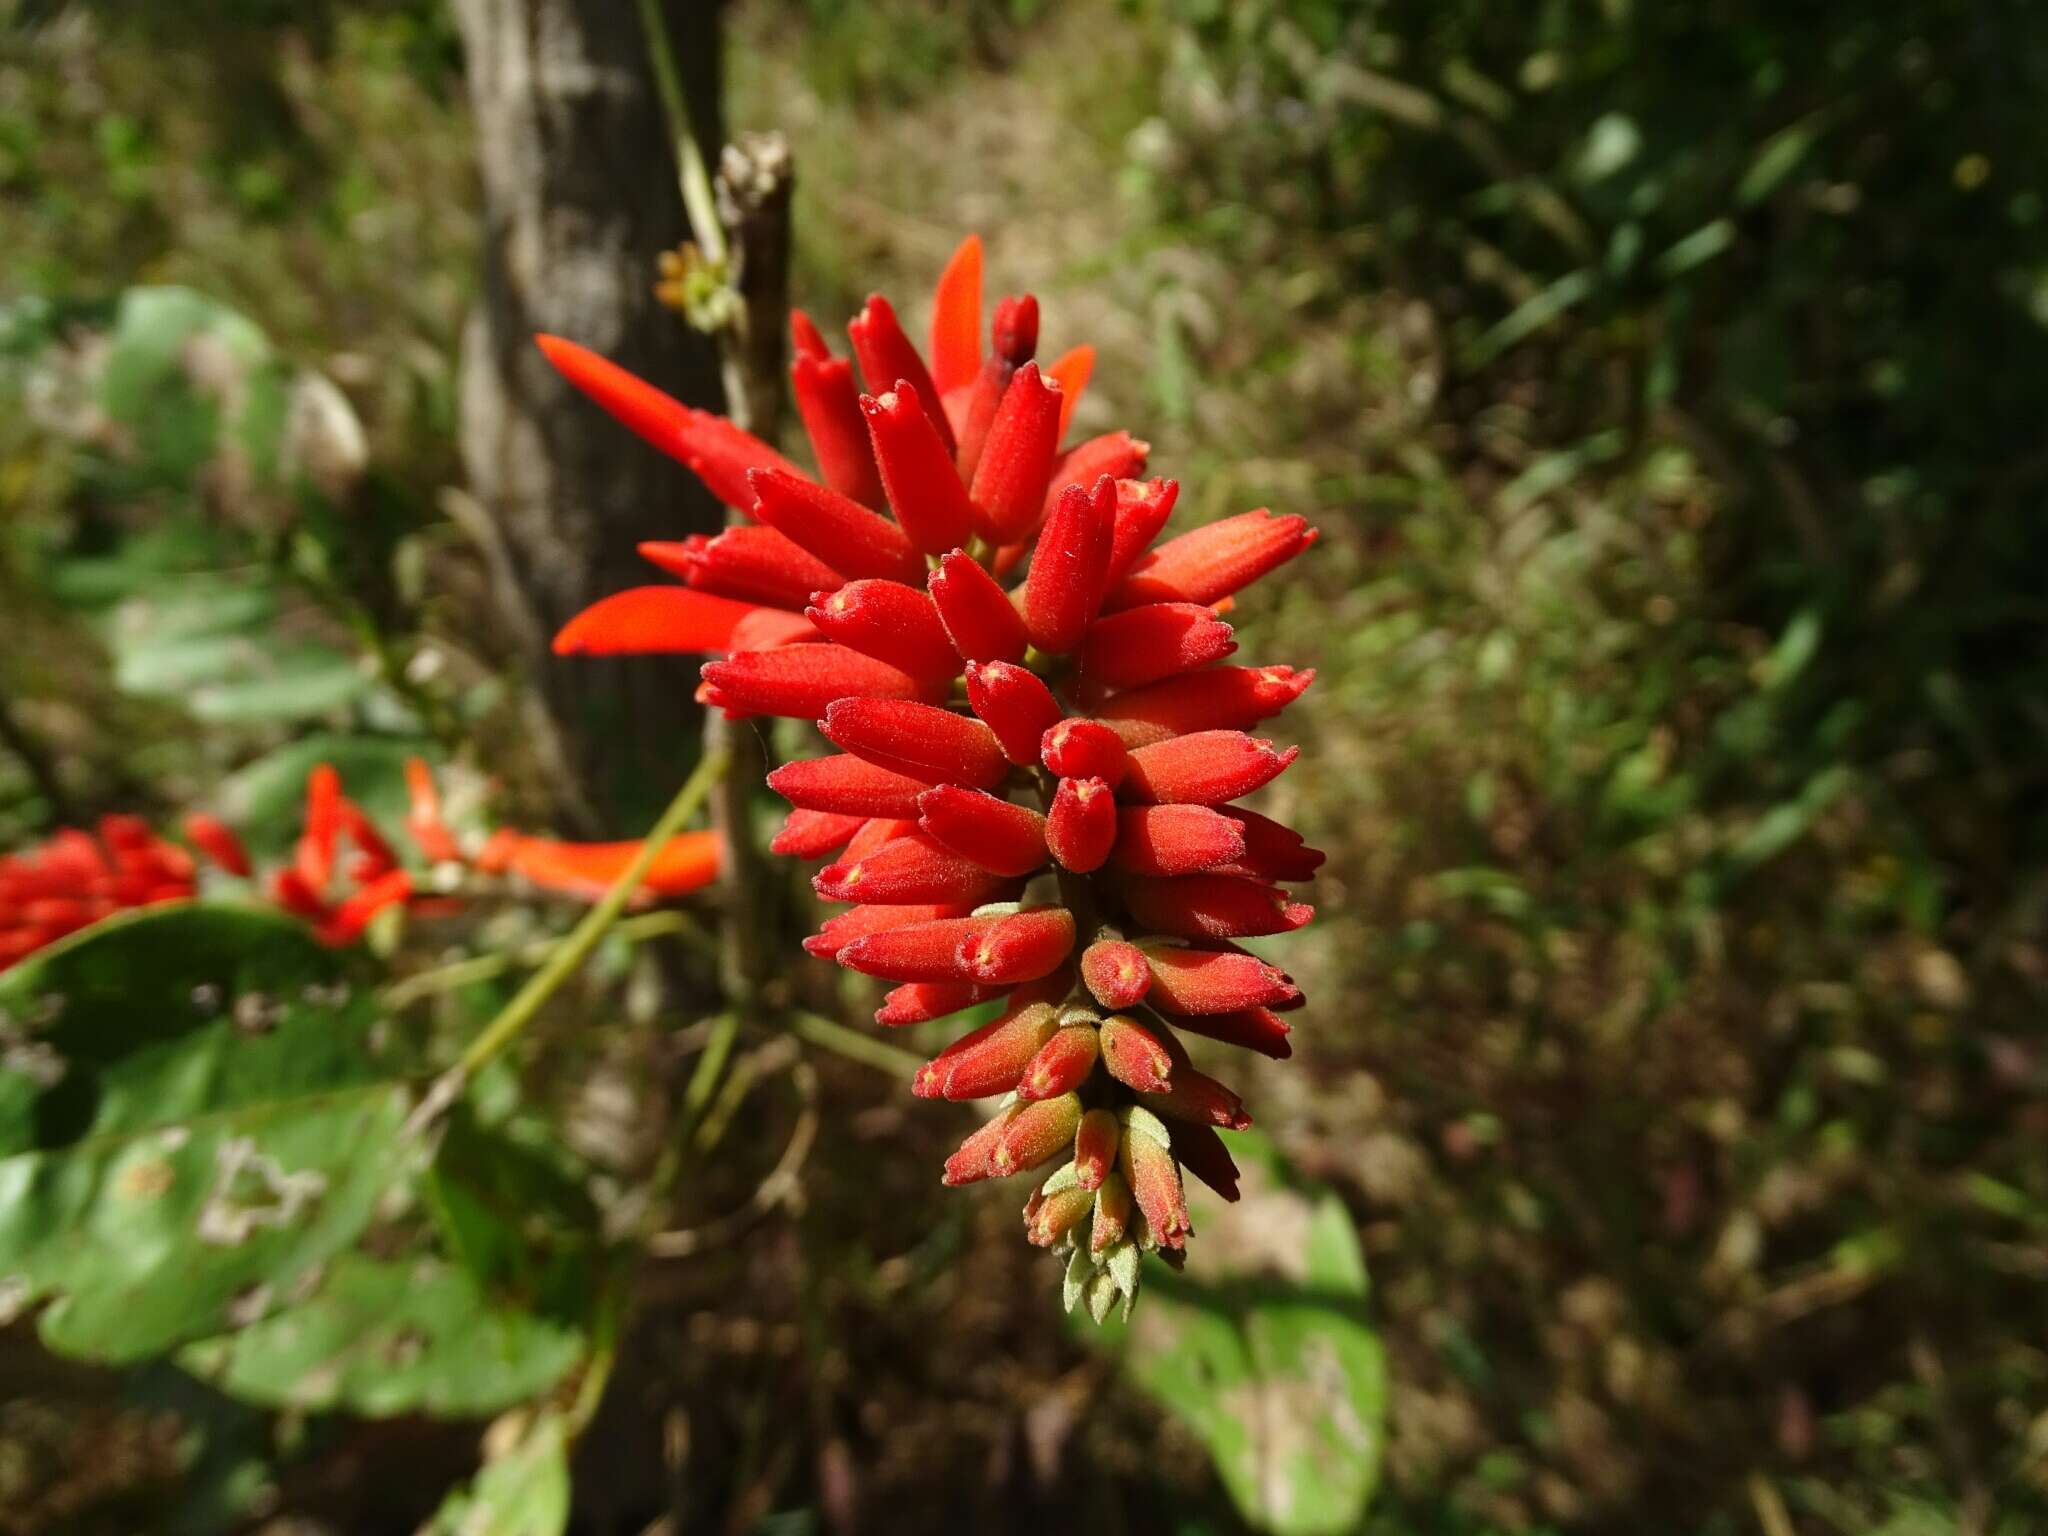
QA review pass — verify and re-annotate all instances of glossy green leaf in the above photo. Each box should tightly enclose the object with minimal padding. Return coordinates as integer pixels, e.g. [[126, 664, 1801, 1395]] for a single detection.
[[0, 904, 414, 1362], [421, 1411, 572, 1536], [179, 1252, 583, 1418]]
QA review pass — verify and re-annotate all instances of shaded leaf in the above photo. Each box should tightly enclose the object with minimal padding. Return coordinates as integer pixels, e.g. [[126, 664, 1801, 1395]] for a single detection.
[[421, 1411, 572, 1536]]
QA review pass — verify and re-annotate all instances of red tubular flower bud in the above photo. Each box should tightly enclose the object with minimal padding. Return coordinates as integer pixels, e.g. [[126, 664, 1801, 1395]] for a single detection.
[[814, 833, 1018, 906], [1018, 1023, 1100, 1101], [1044, 345, 1094, 441], [968, 362, 1063, 545], [913, 998, 1059, 1100], [1042, 432, 1150, 524], [1039, 719, 1129, 787], [990, 1092, 1082, 1177], [791, 348, 885, 508], [964, 660, 1061, 765], [1166, 1005, 1293, 1060], [928, 550, 1029, 665], [771, 808, 865, 860], [297, 764, 342, 891], [707, 605, 820, 653], [837, 905, 1074, 984], [1219, 807, 1326, 882], [848, 293, 955, 454], [942, 1108, 1015, 1186], [1107, 509, 1318, 610], [916, 786, 1047, 877], [1121, 1122, 1191, 1250], [876, 980, 1001, 1027], [1081, 938, 1153, 1010], [1123, 873, 1314, 939], [553, 586, 762, 656], [535, 334, 803, 511], [183, 813, 252, 877], [1046, 777, 1117, 873], [1150, 1066, 1253, 1131], [1171, 1122, 1242, 1201], [804, 580, 960, 685], [791, 308, 830, 361], [1073, 1109, 1120, 1191], [1141, 943, 1301, 1014], [1079, 602, 1236, 693], [1109, 805, 1246, 876], [1095, 665, 1315, 748], [951, 294, 1038, 478], [748, 467, 924, 586], [803, 901, 971, 961], [1100, 1013, 1174, 1093], [929, 234, 983, 395], [320, 867, 414, 945], [1022, 477, 1116, 655], [644, 527, 842, 611], [819, 698, 1008, 789], [1122, 731, 1298, 805], [1028, 1185, 1096, 1248], [842, 816, 917, 862], [1091, 1172, 1133, 1253], [701, 645, 930, 719], [862, 387, 977, 554], [993, 293, 1039, 366], [767, 755, 931, 818], [1105, 478, 1181, 589]]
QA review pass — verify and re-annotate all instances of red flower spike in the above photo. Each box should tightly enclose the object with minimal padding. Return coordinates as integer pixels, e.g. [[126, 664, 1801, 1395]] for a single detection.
[[1091, 1172, 1133, 1253], [1018, 1022, 1100, 1101], [183, 813, 252, 877], [805, 580, 959, 685], [1219, 806, 1326, 882], [536, 335, 802, 512], [968, 362, 1063, 545], [1079, 602, 1236, 693], [747, 467, 924, 586], [1039, 718, 1129, 787], [553, 586, 762, 656], [767, 755, 931, 818], [820, 698, 1008, 789], [1029, 1185, 1096, 1249], [929, 234, 984, 396], [1165, 1005, 1293, 1060], [1105, 478, 1181, 589], [771, 808, 865, 860], [862, 387, 977, 555], [917, 786, 1047, 877], [1073, 1109, 1120, 1191], [645, 527, 843, 611], [1124, 873, 1314, 940], [702, 646, 931, 720], [876, 980, 1001, 1027], [1045, 777, 1117, 873], [1096, 665, 1315, 748], [1121, 1125, 1191, 1250], [843, 816, 919, 863], [1141, 943, 1302, 1015], [848, 293, 955, 454], [1042, 432, 1151, 525], [1044, 345, 1094, 442], [964, 660, 1062, 765], [1122, 731, 1299, 805], [913, 998, 1059, 1100], [989, 1092, 1083, 1177], [1108, 508, 1318, 610], [1081, 938, 1153, 1010], [814, 833, 1018, 907], [1023, 477, 1116, 655], [791, 349, 885, 509], [805, 901, 973, 961], [952, 294, 1039, 479], [1171, 1122, 1243, 1201], [928, 551, 1029, 665], [1100, 1014, 1175, 1093], [942, 1108, 1015, 1186], [837, 906, 1074, 985], [1148, 1067, 1253, 1132]]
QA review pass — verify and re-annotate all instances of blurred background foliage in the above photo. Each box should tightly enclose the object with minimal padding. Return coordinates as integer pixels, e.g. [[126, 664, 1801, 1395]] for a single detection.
[[2, 0, 2045, 1532]]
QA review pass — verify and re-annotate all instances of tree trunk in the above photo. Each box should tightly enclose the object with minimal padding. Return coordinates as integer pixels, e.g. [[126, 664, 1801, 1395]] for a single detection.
[[452, 0, 727, 831]]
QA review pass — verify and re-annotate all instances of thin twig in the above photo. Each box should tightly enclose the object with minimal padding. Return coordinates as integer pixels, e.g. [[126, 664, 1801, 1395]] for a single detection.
[[648, 1058, 819, 1258], [785, 1010, 922, 1080], [380, 909, 702, 1010]]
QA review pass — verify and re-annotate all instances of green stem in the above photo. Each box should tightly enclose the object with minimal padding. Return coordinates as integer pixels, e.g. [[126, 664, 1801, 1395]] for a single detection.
[[786, 1010, 922, 1080], [380, 910, 702, 1011], [453, 748, 728, 1079], [635, 0, 726, 265]]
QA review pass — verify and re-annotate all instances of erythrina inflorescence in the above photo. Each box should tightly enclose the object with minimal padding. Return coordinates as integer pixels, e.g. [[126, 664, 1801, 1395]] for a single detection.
[[543, 234, 1321, 1320]]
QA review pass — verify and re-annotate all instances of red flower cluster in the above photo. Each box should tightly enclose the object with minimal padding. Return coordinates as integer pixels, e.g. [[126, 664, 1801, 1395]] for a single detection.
[[0, 816, 206, 970], [545, 235, 1319, 1317]]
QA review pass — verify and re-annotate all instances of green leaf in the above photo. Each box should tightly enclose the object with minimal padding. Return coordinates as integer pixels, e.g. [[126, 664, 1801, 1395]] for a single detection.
[[1737, 114, 1824, 206], [179, 1252, 583, 1418], [1653, 218, 1736, 279], [1462, 268, 1595, 368], [422, 1411, 572, 1536], [1101, 1132, 1386, 1536], [0, 904, 414, 1362]]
